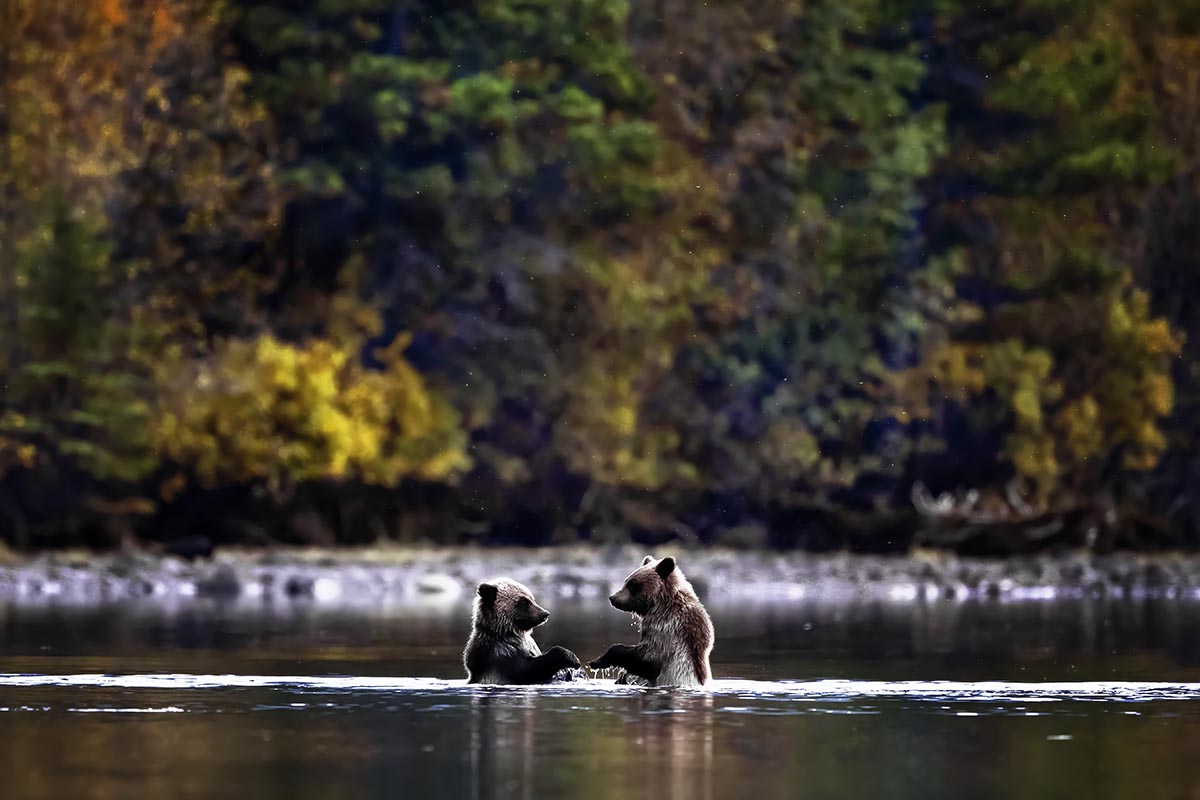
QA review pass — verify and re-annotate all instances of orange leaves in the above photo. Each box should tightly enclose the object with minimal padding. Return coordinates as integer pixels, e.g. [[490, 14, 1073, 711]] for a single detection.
[[150, 2, 184, 54], [100, 0, 127, 26], [5, 2, 206, 221], [97, 0, 183, 53]]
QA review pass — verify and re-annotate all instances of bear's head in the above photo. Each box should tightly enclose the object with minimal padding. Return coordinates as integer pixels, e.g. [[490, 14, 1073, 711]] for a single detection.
[[608, 555, 679, 615], [474, 578, 551, 632]]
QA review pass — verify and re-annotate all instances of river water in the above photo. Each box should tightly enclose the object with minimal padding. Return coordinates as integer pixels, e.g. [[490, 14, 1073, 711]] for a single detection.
[[2, 595, 1200, 799]]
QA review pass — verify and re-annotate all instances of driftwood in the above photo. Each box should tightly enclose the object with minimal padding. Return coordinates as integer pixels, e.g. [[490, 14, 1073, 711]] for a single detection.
[[910, 480, 1082, 549]]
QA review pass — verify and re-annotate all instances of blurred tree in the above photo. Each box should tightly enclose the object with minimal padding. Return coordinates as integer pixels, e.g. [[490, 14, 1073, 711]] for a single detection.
[[0, 0, 1195, 550], [900, 0, 1185, 521], [615, 0, 948, 525], [0, 196, 156, 485], [152, 312, 468, 491], [1119, 0, 1200, 540], [230, 0, 692, 538], [0, 0, 278, 470]]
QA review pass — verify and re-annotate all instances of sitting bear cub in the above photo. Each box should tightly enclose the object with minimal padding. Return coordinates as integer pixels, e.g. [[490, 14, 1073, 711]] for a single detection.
[[589, 555, 714, 687], [463, 578, 581, 684]]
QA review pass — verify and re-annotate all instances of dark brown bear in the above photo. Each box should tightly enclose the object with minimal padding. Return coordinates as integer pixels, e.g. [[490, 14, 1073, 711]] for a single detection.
[[463, 578, 581, 684], [589, 556, 714, 687]]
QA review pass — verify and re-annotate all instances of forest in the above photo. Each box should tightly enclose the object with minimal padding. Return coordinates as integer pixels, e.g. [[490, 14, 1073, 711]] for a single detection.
[[0, 0, 1197, 553]]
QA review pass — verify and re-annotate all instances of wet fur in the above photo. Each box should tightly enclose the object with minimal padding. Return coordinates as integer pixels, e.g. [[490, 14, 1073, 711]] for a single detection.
[[463, 578, 580, 684], [590, 556, 714, 688]]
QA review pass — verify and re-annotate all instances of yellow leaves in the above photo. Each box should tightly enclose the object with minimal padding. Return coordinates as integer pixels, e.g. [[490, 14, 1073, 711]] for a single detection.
[[555, 364, 689, 491], [920, 339, 1063, 488], [1107, 290, 1133, 337], [1009, 435, 1058, 487], [0, 422, 42, 474], [610, 404, 637, 438], [914, 268, 1184, 493], [1091, 283, 1182, 472], [1057, 395, 1102, 462], [0, 411, 36, 474], [1011, 388, 1042, 429], [928, 344, 986, 402], [1142, 318, 1181, 355], [1107, 287, 1181, 357], [17, 444, 37, 469], [930, 340, 1059, 447], [1145, 372, 1174, 416], [151, 327, 469, 490], [550, 212, 718, 492], [758, 421, 821, 477], [752, 32, 777, 54], [973, 341, 1062, 488]]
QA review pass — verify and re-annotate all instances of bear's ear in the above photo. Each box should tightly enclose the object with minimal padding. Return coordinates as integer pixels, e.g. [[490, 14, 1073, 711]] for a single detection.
[[642, 555, 655, 566], [477, 583, 499, 603], [655, 557, 676, 579]]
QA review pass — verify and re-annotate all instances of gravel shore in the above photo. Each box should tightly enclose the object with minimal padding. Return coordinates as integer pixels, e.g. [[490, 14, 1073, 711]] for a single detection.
[[3, 546, 1200, 610]]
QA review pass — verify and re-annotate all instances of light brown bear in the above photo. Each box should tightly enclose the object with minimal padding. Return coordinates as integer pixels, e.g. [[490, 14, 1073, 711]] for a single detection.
[[463, 578, 581, 684], [589, 556, 714, 687]]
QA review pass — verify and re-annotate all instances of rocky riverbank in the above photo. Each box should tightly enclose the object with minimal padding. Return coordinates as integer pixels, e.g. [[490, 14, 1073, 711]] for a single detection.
[[3, 546, 1200, 610]]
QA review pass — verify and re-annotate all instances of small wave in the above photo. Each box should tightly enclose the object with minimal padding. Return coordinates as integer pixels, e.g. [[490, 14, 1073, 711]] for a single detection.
[[714, 679, 1200, 702], [0, 674, 1198, 703], [67, 706, 187, 714]]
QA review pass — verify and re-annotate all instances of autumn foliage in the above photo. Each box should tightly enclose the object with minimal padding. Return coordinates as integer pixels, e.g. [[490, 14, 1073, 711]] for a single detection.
[[0, 0, 1195, 551]]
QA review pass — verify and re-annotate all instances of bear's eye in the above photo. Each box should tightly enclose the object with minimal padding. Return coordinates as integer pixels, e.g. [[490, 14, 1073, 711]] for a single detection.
[[628, 583, 641, 595], [519, 597, 532, 608]]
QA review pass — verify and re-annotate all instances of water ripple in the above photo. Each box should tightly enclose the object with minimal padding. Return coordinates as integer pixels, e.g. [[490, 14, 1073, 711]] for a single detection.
[[0, 674, 1198, 703]]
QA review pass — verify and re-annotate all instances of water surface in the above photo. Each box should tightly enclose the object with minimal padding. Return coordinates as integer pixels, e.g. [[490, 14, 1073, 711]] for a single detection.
[[2, 595, 1200, 799]]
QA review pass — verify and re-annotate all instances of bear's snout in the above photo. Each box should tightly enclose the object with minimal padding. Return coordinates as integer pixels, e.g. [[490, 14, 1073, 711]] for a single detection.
[[608, 593, 620, 608]]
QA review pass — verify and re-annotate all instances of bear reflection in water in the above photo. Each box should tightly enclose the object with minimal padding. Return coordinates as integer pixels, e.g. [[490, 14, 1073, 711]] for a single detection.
[[467, 692, 715, 800]]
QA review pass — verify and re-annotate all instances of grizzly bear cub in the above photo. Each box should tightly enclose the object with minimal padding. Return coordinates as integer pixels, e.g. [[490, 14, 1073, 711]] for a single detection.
[[589, 555, 714, 687], [463, 578, 581, 684]]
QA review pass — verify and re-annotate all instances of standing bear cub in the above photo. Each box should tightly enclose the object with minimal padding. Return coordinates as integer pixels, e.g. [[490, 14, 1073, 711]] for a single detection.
[[589, 556, 714, 687], [463, 578, 581, 684]]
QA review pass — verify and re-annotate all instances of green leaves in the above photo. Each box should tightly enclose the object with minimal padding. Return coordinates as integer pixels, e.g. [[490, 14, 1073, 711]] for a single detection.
[[2, 196, 157, 483], [905, 0, 1187, 501], [1, 0, 1195, 547]]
